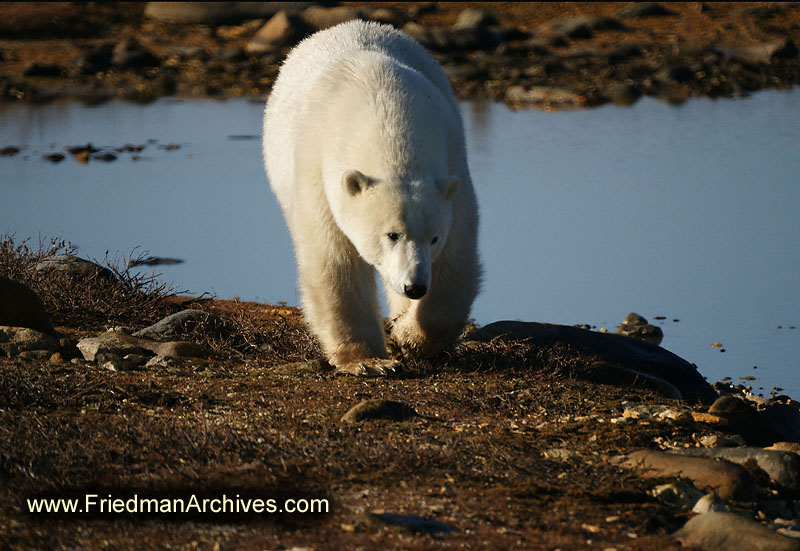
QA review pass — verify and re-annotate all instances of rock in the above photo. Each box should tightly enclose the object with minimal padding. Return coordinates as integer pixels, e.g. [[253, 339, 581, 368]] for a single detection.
[[465, 321, 717, 403], [35, 254, 116, 282], [76, 331, 205, 363], [672, 447, 800, 491], [425, 26, 503, 52], [616, 312, 663, 345], [616, 3, 677, 18], [768, 442, 800, 455], [539, 16, 626, 40], [651, 482, 705, 508], [0, 276, 55, 334], [716, 39, 799, 64], [301, 6, 365, 30], [505, 86, 586, 108], [698, 434, 745, 448], [674, 512, 800, 551], [706, 396, 797, 446], [0, 146, 21, 156], [655, 65, 695, 84], [91, 152, 117, 162], [602, 82, 642, 106], [246, 11, 312, 53], [132, 309, 213, 340], [17, 349, 55, 361], [543, 448, 580, 461], [368, 7, 405, 28], [144, 2, 313, 25], [340, 400, 417, 424], [42, 153, 65, 163], [0, 326, 60, 357], [371, 513, 455, 534], [271, 359, 334, 376], [615, 449, 757, 501], [692, 493, 728, 514], [70, 46, 113, 75], [453, 8, 498, 30], [111, 40, 160, 69], [23, 62, 63, 77]]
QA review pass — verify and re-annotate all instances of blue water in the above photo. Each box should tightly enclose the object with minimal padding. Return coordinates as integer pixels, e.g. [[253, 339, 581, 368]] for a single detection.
[[1, 91, 798, 397]]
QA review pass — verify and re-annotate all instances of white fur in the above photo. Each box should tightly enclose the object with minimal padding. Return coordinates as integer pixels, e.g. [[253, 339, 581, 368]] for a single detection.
[[263, 20, 480, 370]]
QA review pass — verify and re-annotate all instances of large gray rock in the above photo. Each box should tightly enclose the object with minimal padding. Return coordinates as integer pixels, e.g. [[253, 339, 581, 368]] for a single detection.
[[35, 255, 115, 281], [144, 2, 313, 25], [465, 321, 717, 403], [0, 276, 54, 334], [674, 512, 800, 551], [672, 447, 800, 491], [0, 326, 59, 357], [614, 449, 757, 502], [132, 309, 213, 340]]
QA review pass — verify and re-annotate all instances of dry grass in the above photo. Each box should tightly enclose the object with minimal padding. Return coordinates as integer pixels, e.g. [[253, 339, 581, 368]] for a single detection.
[[1, 233, 177, 330]]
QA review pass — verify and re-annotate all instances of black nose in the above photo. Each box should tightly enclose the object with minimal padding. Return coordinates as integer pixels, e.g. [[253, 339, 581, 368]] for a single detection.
[[404, 284, 427, 299]]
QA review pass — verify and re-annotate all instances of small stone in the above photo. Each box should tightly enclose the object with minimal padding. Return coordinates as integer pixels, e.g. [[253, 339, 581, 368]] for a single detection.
[[0, 326, 60, 357], [301, 6, 365, 30], [651, 482, 704, 508], [42, 153, 65, 163], [341, 400, 417, 423], [23, 62, 63, 77], [602, 82, 642, 106], [674, 512, 800, 551], [453, 8, 498, 30], [247, 11, 312, 53], [0, 146, 21, 156], [616, 3, 677, 18], [692, 493, 728, 514], [371, 512, 455, 534], [112, 40, 160, 69]]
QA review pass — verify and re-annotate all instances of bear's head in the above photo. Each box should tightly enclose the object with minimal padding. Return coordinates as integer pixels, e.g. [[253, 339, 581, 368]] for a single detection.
[[336, 170, 459, 300]]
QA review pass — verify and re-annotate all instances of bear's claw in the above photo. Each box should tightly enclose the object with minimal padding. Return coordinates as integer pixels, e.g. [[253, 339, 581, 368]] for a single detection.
[[334, 358, 404, 377]]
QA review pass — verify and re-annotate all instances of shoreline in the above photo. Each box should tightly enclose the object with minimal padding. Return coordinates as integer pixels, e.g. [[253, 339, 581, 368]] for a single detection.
[[1, 3, 799, 109]]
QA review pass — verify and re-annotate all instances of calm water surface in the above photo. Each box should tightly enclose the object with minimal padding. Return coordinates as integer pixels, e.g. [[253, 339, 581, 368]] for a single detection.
[[1, 91, 798, 397]]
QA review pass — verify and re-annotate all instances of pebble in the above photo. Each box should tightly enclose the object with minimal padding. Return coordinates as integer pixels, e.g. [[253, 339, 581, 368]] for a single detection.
[[76, 331, 206, 363]]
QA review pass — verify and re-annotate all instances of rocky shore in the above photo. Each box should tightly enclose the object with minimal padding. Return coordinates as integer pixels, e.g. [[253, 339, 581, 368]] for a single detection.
[[2, 238, 800, 550], [1, 2, 799, 109]]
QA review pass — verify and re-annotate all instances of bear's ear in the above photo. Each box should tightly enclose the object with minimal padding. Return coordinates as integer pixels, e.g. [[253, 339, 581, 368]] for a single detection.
[[343, 170, 373, 196], [441, 176, 460, 201]]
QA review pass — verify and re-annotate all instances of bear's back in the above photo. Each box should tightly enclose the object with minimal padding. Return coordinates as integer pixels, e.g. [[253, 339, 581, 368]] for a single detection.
[[263, 20, 462, 216]]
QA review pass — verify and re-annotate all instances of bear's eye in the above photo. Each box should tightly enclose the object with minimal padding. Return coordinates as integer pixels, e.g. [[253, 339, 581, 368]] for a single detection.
[[431, 237, 439, 245], [387, 232, 401, 242]]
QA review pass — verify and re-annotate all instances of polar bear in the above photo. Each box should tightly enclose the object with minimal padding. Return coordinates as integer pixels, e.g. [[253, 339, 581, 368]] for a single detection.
[[263, 20, 480, 375]]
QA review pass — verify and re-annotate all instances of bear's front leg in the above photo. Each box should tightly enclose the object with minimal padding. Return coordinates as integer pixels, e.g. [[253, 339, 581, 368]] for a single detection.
[[295, 232, 402, 377]]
